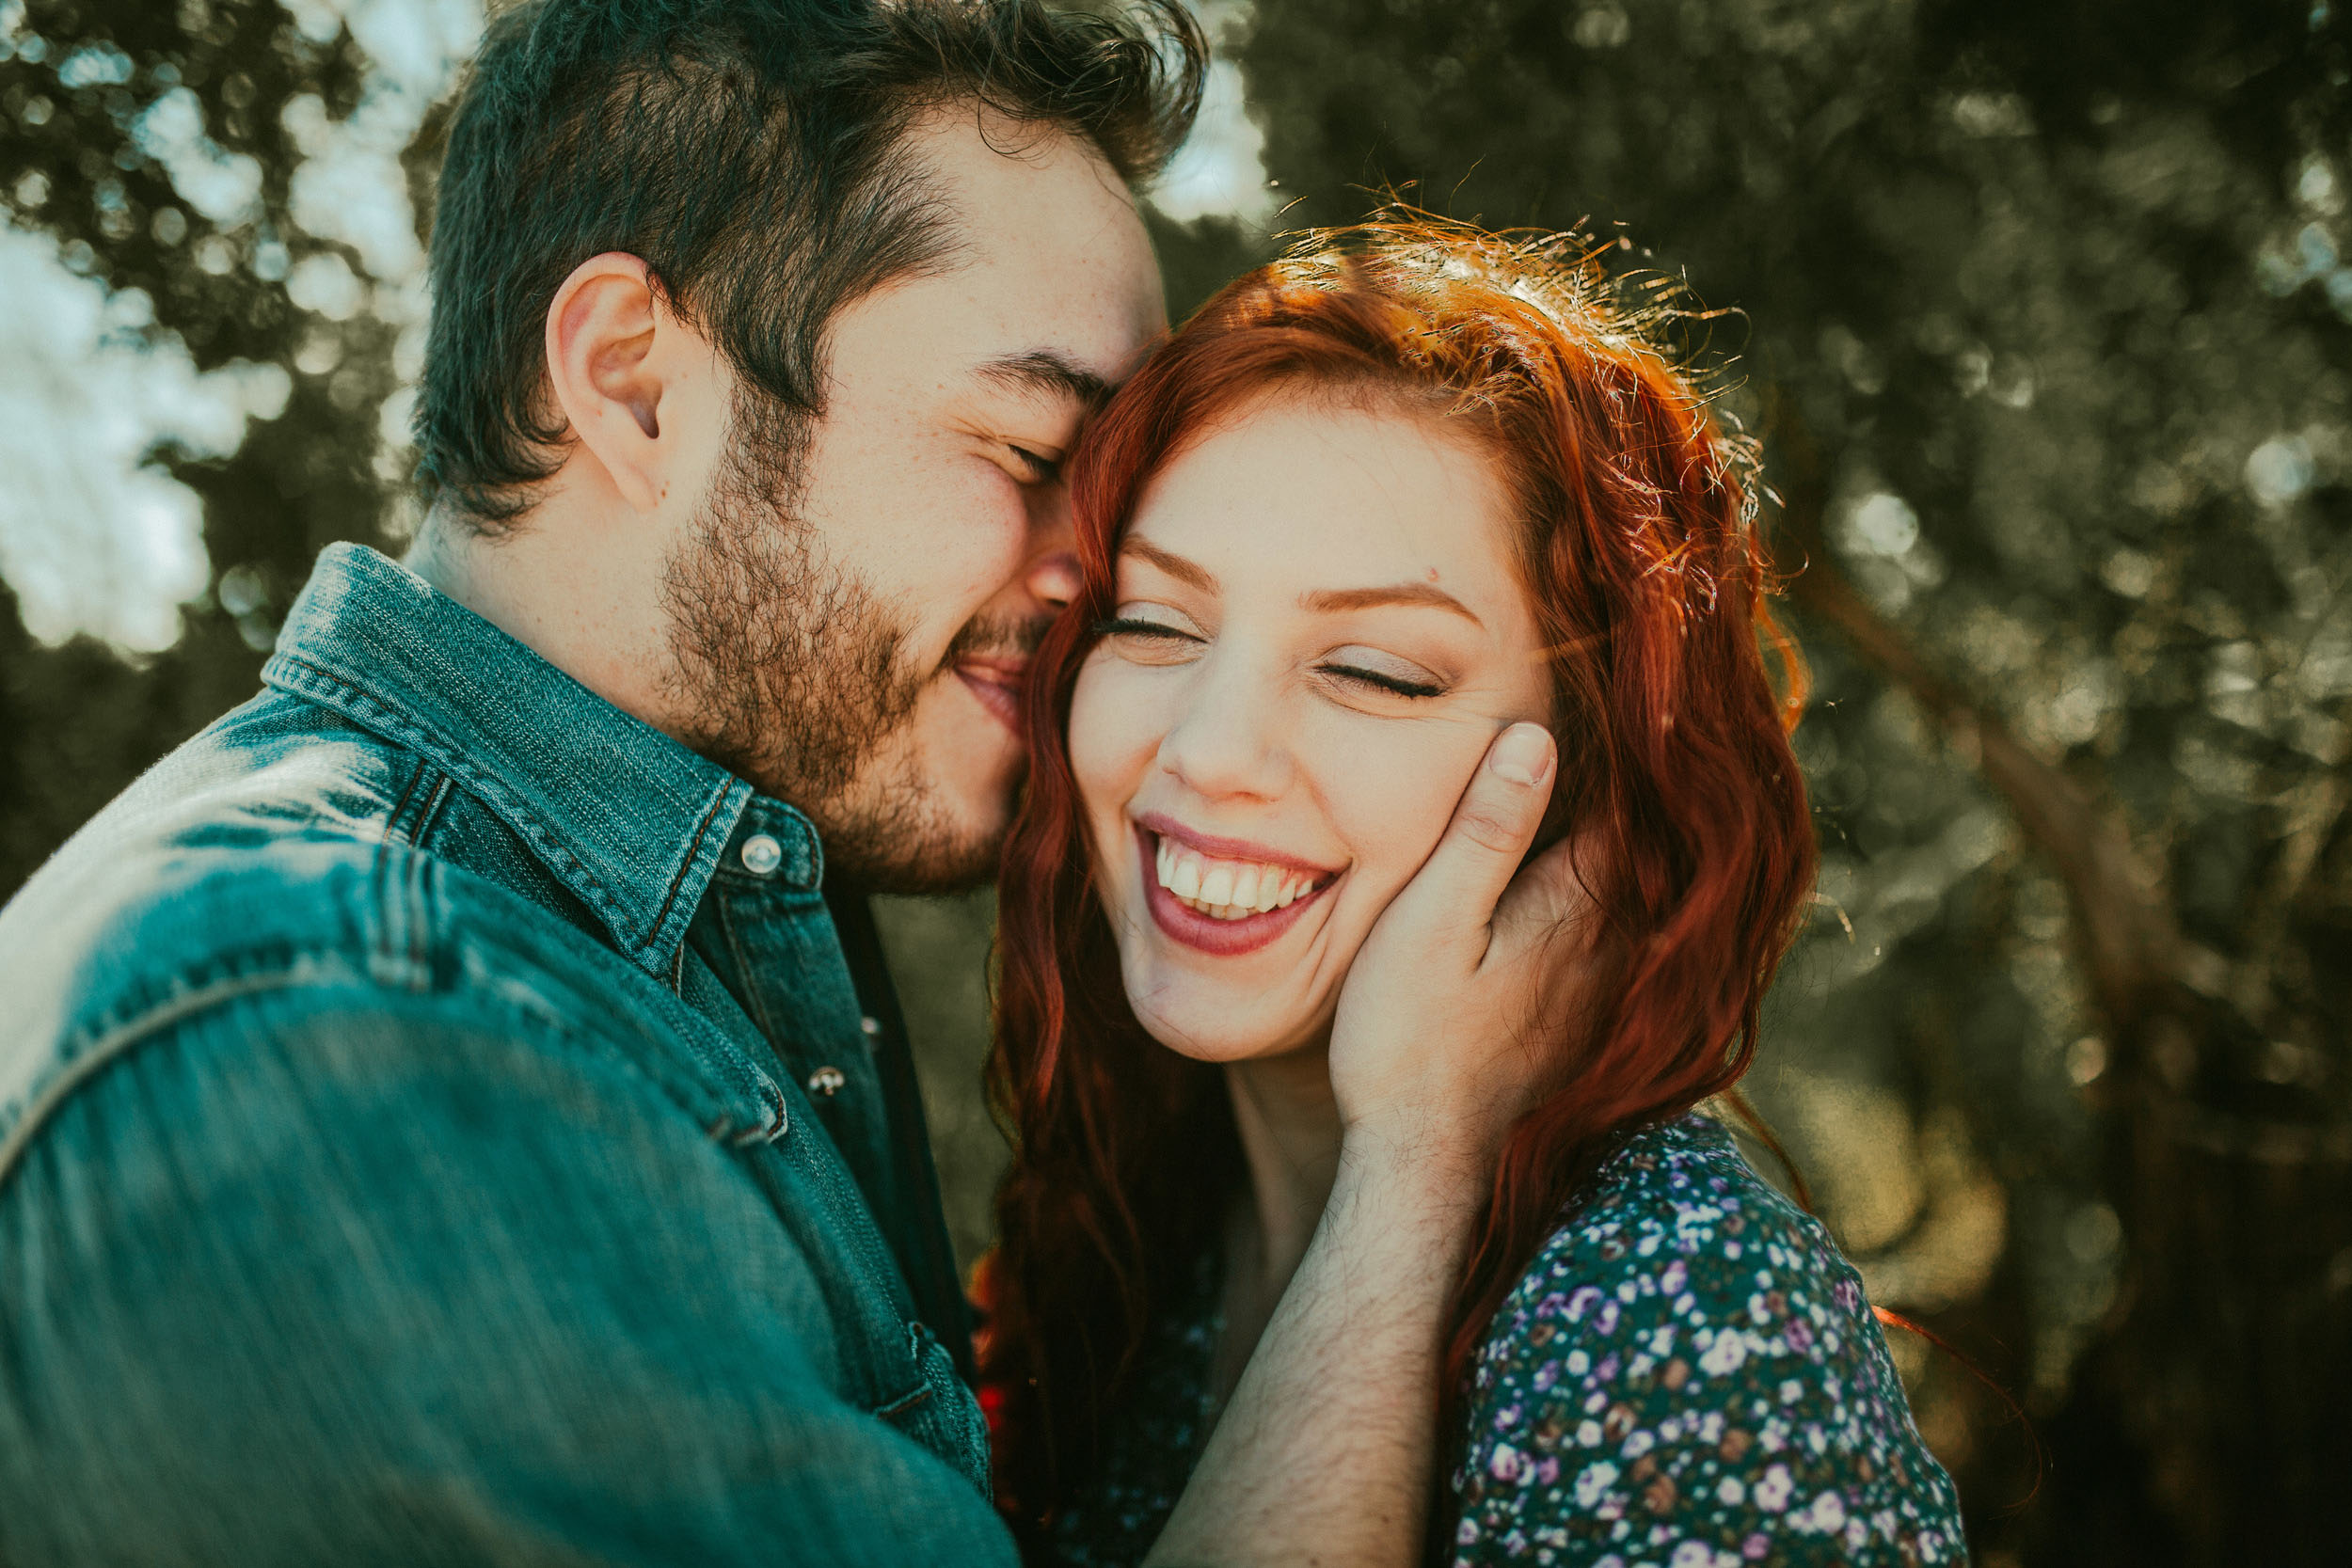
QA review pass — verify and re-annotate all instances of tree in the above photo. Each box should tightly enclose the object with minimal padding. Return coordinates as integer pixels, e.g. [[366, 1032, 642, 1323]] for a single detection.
[[1233, 0, 2351, 1559], [0, 0, 458, 891]]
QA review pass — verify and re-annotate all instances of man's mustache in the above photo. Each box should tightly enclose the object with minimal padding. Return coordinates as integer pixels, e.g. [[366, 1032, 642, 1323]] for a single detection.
[[941, 612, 1050, 667]]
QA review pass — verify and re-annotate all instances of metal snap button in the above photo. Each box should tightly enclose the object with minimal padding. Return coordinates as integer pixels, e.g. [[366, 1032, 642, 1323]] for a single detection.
[[739, 832, 783, 876], [859, 1015, 882, 1037], [805, 1065, 847, 1098]]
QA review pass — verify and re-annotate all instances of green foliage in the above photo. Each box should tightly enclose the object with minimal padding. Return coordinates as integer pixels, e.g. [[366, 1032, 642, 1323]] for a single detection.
[[0, 0, 404, 892]]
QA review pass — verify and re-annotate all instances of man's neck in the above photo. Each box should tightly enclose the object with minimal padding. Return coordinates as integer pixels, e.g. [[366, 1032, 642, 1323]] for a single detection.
[[405, 503, 688, 748]]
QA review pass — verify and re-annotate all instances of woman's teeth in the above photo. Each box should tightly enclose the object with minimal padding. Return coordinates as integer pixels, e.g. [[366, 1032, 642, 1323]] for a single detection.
[[1153, 835, 1320, 921]]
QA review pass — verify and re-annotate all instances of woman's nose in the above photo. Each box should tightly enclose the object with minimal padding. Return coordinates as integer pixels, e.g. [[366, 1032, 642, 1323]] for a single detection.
[[1157, 657, 1292, 804]]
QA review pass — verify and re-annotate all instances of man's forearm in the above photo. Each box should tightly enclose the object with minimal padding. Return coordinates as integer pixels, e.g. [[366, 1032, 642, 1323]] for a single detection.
[[1148, 727, 1573, 1566], [1146, 1135, 1483, 1568]]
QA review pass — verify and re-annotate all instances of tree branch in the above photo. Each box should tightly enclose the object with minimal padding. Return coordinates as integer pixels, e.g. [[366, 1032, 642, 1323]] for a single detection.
[[1764, 396, 2185, 1037]]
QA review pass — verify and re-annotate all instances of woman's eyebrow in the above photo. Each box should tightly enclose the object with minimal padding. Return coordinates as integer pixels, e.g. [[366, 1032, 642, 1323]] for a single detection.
[[1119, 538, 1219, 593], [1302, 582, 1484, 626]]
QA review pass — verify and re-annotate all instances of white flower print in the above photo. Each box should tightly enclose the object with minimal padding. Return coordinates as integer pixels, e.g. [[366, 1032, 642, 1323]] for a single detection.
[[1036, 1115, 1982, 1568], [1700, 1331, 1747, 1377]]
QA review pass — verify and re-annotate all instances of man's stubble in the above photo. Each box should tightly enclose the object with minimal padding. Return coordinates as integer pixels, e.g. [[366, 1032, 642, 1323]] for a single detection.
[[660, 387, 1014, 894]]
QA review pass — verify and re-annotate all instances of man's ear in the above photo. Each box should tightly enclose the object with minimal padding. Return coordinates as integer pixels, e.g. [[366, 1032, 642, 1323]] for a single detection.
[[543, 252, 684, 515]]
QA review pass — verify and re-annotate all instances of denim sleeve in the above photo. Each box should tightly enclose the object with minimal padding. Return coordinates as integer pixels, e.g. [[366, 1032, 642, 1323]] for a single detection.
[[0, 987, 1018, 1568]]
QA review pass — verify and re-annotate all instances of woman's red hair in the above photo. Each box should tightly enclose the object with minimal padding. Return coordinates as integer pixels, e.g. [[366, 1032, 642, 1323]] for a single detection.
[[977, 218, 1817, 1549]]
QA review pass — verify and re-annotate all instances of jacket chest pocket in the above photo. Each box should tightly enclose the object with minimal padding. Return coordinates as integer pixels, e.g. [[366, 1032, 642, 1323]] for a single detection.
[[869, 1318, 992, 1492]]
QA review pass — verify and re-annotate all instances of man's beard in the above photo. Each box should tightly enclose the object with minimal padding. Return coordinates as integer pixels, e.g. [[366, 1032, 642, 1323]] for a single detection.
[[660, 391, 1025, 894]]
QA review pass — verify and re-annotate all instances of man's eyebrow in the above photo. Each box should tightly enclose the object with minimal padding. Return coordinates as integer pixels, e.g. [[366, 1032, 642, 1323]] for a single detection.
[[976, 350, 1112, 412], [1118, 537, 1218, 594], [1303, 582, 1485, 626]]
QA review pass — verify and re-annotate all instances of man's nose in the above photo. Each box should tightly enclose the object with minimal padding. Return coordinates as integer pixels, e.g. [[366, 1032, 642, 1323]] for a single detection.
[[1021, 483, 1081, 610], [1024, 547, 1082, 611]]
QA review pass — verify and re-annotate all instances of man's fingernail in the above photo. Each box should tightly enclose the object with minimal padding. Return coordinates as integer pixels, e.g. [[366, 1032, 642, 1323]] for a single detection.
[[1489, 723, 1552, 786]]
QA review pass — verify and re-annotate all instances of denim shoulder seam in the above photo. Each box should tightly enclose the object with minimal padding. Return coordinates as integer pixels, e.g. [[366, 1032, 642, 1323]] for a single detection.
[[0, 943, 765, 1202], [0, 961, 330, 1193], [265, 651, 707, 978], [370, 767, 453, 990], [383, 757, 455, 847]]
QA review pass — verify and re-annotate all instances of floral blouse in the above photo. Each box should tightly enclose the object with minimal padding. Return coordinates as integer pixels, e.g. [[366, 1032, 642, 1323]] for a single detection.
[[1038, 1113, 1968, 1568]]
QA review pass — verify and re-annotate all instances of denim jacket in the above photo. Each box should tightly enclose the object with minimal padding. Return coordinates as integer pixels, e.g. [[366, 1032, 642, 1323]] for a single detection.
[[0, 545, 1014, 1565]]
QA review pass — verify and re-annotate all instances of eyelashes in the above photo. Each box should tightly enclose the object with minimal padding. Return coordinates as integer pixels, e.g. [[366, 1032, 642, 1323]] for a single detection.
[[1338, 667, 1445, 699], [1008, 445, 1061, 483], [1089, 617, 1447, 700], [1091, 615, 1194, 642]]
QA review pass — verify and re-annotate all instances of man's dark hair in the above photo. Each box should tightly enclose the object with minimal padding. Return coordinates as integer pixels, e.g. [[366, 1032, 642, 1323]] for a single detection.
[[415, 0, 1206, 525]]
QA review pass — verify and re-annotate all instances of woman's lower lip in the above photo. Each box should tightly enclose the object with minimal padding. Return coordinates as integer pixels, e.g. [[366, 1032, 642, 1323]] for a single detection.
[[1135, 825, 1330, 958], [955, 666, 1021, 731]]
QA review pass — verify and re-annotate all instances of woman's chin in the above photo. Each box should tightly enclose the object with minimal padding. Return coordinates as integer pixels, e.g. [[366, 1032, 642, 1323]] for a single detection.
[[1129, 994, 1329, 1067], [1116, 919, 1348, 1066]]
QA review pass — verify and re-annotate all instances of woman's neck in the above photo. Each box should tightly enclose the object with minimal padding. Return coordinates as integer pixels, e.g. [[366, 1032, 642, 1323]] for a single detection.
[[1212, 1047, 1345, 1402]]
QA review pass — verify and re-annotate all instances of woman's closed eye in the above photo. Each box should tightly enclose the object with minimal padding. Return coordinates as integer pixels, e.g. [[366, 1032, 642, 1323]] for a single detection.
[[1093, 612, 1204, 659], [1096, 616, 1452, 699], [1318, 645, 1448, 700]]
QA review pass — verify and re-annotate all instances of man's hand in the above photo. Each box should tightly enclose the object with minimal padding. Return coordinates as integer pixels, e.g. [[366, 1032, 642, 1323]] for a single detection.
[[1146, 722, 1608, 1568], [1329, 721, 1599, 1181]]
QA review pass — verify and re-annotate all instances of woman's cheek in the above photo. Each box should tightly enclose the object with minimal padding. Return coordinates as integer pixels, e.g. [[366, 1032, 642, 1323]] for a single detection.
[[1311, 713, 1497, 907], [1068, 656, 1163, 824]]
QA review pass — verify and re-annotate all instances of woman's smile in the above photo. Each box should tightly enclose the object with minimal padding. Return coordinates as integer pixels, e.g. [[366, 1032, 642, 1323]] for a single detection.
[[1132, 817, 1343, 956]]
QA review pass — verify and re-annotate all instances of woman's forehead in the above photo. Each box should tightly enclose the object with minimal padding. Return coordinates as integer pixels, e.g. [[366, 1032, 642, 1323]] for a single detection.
[[1120, 397, 1521, 601]]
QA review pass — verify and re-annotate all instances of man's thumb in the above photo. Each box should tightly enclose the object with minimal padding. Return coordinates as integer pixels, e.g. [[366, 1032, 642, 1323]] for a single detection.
[[1384, 721, 1557, 943]]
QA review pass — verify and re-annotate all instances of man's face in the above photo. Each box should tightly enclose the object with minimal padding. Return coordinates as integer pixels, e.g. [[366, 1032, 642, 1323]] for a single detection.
[[665, 111, 1165, 891]]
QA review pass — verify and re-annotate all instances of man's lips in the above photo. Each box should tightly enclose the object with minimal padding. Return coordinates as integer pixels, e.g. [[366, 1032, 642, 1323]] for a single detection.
[[955, 658, 1025, 731], [1134, 823, 1337, 958]]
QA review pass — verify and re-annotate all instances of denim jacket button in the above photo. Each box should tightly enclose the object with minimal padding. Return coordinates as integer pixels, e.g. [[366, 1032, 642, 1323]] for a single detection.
[[739, 833, 783, 876], [805, 1065, 847, 1098]]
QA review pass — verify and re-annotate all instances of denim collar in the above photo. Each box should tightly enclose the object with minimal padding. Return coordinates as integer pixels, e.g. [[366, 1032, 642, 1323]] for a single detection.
[[265, 543, 820, 980]]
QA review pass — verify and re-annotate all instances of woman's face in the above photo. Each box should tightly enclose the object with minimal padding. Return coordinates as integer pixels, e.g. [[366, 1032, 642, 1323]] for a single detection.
[[1068, 392, 1555, 1065]]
